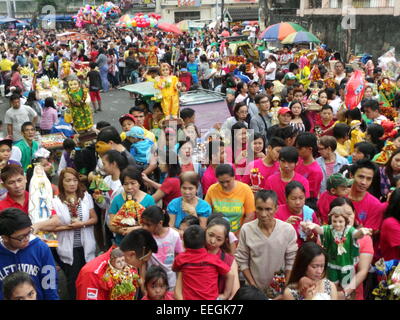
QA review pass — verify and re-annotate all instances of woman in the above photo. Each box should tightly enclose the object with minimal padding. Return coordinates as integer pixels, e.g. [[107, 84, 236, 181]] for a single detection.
[[221, 102, 249, 134], [234, 82, 248, 104], [201, 140, 225, 195], [366, 124, 385, 153], [167, 171, 212, 230], [108, 166, 155, 245], [96, 47, 109, 93], [177, 139, 202, 175], [380, 189, 400, 261], [199, 54, 211, 90], [330, 197, 374, 300], [289, 100, 311, 133], [378, 149, 400, 199], [317, 90, 329, 107], [251, 133, 266, 160], [40, 97, 58, 135], [206, 216, 240, 299], [107, 48, 119, 89], [10, 63, 23, 92], [142, 150, 181, 208], [205, 163, 255, 236], [228, 122, 250, 178], [264, 55, 277, 81], [275, 181, 319, 246], [282, 242, 338, 300], [51, 168, 98, 300]]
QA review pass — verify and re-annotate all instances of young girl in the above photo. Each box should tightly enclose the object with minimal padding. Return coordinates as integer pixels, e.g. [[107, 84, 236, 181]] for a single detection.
[[205, 216, 240, 299], [40, 97, 58, 135], [301, 206, 372, 289], [141, 206, 184, 289], [141, 265, 175, 300], [289, 100, 310, 133], [2, 271, 37, 300]]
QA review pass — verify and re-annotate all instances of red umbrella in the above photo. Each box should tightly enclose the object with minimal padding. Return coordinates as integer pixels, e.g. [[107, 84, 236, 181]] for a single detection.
[[157, 22, 183, 35]]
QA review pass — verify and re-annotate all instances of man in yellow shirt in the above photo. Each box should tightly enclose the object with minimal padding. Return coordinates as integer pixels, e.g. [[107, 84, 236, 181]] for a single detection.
[[205, 164, 255, 236], [0, 55, 14, 72]]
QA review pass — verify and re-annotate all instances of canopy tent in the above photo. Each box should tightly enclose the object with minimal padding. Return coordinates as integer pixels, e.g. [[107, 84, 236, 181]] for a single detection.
[[56, 32, 91, 41], [0, 17, 17, 24]]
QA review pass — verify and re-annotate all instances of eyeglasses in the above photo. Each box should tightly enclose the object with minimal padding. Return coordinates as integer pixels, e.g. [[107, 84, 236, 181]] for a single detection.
[[9, 227, 34, 242]]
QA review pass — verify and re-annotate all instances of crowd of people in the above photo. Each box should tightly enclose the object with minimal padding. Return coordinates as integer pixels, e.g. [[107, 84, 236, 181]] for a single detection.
[[0, 23, 399, 301]]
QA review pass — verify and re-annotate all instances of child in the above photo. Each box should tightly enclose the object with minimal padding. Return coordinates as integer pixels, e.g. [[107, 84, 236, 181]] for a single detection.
[[173, 225, 234, 300], [39, 97, 58, 135], [178, 62, 192, 92], [87, 62, 102, 112], [102, 247, 140, 300], [126, 126, 154, 171], [2, 271, 37, 300], [295, 132, 324, 200], [317, 173, 351, 225], [142, 265, 175, 300], [178, 215, 200, 239], [180, 107, 200, 140], [146, 103, 164, 134], [141, 206, 183, 289], [119, 113, 136, 150], [264, 146, 310, 205], [314, 105, 335, 137], [301, 206, 372, 290], [333, 123, 351, 158], [57, 138, 76, 176]]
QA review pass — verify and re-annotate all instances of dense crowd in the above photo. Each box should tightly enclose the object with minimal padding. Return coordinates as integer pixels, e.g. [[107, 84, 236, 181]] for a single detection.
[[0, 24, 399, 301]]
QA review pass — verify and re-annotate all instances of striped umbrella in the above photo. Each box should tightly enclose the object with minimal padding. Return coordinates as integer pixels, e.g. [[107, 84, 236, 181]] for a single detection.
[[176, 20, 189, 32], [259, 22, 306, 41], [281, 31, 321, 44]]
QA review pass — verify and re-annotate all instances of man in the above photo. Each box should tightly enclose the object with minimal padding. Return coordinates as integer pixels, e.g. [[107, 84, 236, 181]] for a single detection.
[[334, 61, 346, 85], [0, 54, 13, 83], [75, 229, 157, 300], [187, 53, 199, 85], [12, 122, 39, 172], [4, 94, 38, 142], [235, 190, 297, 296], [129, 106, 156, 143], [245, 81, 261, 118], [0, 208, 59, 300], [363, 99, 387, 124], [348, 159, 387, 233], [267, 107, 293, 140], [250, 94, 272, 140]]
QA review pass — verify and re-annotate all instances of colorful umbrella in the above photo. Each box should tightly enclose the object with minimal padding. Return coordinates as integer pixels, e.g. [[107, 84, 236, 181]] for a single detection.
[[176, 20, 189, 32], [281, 31, 321, 44], [242, 21, 258, 26], [157, 22, 183, 35], [259, 22, 306, 41]]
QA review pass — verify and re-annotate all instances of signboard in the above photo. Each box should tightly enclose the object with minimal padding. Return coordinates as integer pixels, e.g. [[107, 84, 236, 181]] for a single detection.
[[223, 9, 232, 22], [178, 0, 201, 7]]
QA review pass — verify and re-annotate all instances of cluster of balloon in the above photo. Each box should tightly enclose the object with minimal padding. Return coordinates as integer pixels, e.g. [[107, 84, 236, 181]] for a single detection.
[[74, 2, 121, 28], [116, 12, 161, 29], [344, 70, 366, 110]]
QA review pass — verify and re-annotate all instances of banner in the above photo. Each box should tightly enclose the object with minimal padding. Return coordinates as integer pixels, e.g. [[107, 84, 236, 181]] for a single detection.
[[178, 0, 201, 7]]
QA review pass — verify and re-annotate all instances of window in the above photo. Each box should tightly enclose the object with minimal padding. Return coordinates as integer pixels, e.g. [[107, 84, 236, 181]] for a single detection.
[[174, 11, 200, 23]]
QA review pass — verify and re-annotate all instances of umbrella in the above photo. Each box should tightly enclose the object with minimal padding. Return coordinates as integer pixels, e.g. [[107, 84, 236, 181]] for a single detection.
[[157, 22, 183, 35], [176, 20, 189, 32], [242, 21, 258, 26], [120, 81, 160, 98], [281, 31, 321, 44], [259, 22, 306, 41]]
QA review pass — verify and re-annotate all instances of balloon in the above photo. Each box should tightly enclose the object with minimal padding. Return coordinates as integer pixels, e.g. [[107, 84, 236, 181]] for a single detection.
[[132, 20, 137, 27], [144, 15, 148, 19], [344, 70, 366, 110]]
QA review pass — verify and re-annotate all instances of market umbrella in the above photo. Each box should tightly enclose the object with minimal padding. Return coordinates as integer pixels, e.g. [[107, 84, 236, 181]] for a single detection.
[[242, 21, 258, 26], [120, 81, 160, 98], [259, 22, 306, 41], [176, 20, 189, 32], [281, 31, 321, 44], [157, 22, 183, 35]]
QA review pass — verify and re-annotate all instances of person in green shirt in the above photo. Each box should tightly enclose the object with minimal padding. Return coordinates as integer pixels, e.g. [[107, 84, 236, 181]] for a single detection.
[[13, 122, 39, 172]]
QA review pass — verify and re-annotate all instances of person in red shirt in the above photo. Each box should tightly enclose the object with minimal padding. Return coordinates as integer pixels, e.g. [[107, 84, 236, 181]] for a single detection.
[[76, 229, 157, 300], [0, 164, 60, 232], [295, 132, 323, 200], [379, 188, 400, 261], [142, 150, 181, 208], [314, 105, 335, 137], [173, 225, 234, 300], [265, 146, 310, 205]]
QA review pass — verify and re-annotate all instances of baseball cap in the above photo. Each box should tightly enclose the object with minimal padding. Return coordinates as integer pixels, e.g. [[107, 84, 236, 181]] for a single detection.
[[284, 72, 297, 81], [272, 96, 281, 102], [278, 107, 292, 115], [327, 173, 352, 190], [119, 114, 136, 125], [0, 138, 13, 148], [126, 126, 145, 139], [248, 80, 259, 86]]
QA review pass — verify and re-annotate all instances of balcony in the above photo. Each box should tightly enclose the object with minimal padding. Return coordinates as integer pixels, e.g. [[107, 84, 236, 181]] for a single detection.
[[298, 0, 399, 16]]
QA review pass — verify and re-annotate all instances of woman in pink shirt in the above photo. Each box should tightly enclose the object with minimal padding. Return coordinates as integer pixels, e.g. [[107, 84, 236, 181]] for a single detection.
[[275, 180, 319, 246], [380, 189, 400, 261], [201, 140, 226, 195], [330, 197, 373, 300], [10, 63, 23, 92], [40, 97, 58, 134]]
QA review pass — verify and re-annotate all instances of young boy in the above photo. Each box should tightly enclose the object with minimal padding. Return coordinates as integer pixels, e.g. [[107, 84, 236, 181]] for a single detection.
[[333, 123, 351, 158], [295, 132, 323, 200], [126, 126, 154, 171], [87, 62, 102, 112], [242, 137, 286, 190], [180, 107, 200, 141], [57, 138, 76, 176], [314, 105, 335, 137], [317, 173, 351, 225], [119, 113, 136, 150], [173, 225, 234, 300], [265, 146, 310, 205]]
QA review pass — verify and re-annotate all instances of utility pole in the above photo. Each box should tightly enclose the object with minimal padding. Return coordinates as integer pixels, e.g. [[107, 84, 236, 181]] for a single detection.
[[220, 0, 224, 32]]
